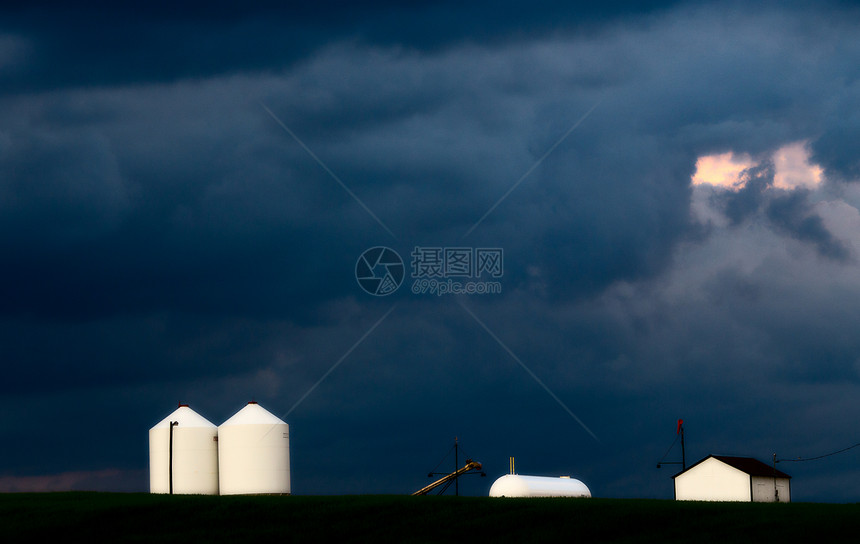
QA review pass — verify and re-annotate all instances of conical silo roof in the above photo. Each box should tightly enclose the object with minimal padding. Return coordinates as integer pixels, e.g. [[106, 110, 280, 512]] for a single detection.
[[219, 401, 285, 426], [150, 404, 216, 429]]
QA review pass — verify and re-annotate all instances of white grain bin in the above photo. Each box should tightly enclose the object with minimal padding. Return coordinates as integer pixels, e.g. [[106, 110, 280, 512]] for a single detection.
[[489, 475, 591, 498], [218, 401, 290, 495], [149, 404, 219, 495]]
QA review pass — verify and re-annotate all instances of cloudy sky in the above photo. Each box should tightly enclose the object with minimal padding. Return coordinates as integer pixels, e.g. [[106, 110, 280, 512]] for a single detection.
[[3, 0, 860, 500]]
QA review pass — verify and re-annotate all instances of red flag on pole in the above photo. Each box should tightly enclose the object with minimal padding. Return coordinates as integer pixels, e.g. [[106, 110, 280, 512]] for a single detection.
[[677, 419, 683, 435]]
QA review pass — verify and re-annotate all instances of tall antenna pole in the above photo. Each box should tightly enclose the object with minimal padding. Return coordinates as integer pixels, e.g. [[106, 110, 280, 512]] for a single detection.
[[680, 425, 686, 471]]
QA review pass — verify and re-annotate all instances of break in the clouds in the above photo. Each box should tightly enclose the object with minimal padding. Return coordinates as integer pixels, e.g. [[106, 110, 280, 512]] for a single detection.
[[690, 146, 850, 260], [693, 142, 823, 191], [2, 1, 860, 501]]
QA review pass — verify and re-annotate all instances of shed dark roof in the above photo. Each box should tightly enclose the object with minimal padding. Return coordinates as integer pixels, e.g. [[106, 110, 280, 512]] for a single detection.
[[673, 455, 791, 479]]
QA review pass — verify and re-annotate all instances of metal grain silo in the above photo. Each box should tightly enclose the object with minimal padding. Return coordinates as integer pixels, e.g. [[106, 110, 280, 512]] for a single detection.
[[149, 403, 219, 495], [218, 401, 290, 495]]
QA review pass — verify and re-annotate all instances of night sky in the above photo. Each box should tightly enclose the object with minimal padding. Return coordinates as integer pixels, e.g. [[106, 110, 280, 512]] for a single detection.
[[3, 1, 860, 500]]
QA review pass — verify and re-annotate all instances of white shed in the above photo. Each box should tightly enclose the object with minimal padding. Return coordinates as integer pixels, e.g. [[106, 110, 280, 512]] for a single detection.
[[673, 455, 791, 502], [149, 404, 219, 495], [218, 401, 290, 495], [489, 475, 591, 498]]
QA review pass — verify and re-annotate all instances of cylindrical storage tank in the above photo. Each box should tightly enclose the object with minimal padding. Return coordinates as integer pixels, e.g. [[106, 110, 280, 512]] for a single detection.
[[489, 474, 591, 498], [149, 404, 219, 495], [218, 401, 290, 495]]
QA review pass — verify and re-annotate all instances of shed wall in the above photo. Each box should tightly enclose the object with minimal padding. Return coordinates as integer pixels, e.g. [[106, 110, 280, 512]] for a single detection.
[[674, 457, 751, 501], [751, 476, 791, 502]]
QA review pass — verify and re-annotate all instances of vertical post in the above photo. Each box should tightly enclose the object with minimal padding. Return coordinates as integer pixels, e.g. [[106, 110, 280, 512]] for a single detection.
[[454, 437, 459, 497], [773, 453, 779, 502], [169, 421, 179, 495], [680, 426, 686, 471]]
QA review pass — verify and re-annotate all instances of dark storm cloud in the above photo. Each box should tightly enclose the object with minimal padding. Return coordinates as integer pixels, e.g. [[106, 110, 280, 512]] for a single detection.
[[0, 81, 379, 320], [0, 0, 856, 382], [0, 314, 298, 394], [811, 121, 860, 183], [0, 1, 684, 93], [718, 162, 849, 259], [767, 190, 850, 260], [722, 162, 774, 225]]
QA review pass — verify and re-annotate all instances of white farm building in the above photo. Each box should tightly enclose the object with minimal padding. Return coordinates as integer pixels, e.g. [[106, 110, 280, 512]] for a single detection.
[[673, 455, 791, 502]]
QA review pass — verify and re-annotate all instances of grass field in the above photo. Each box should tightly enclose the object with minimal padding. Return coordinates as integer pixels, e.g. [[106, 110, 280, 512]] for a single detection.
[[1, 493, 858, 543]]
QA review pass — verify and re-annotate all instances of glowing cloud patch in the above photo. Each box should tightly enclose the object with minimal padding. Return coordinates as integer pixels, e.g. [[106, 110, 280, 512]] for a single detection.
[[773, 141, 823, 190], [692, 141, 823, 191], [692, 151, 754, 189]]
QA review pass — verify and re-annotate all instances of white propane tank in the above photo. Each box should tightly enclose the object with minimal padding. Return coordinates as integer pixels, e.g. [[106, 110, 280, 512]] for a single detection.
[[489, 474, 591, 498]]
